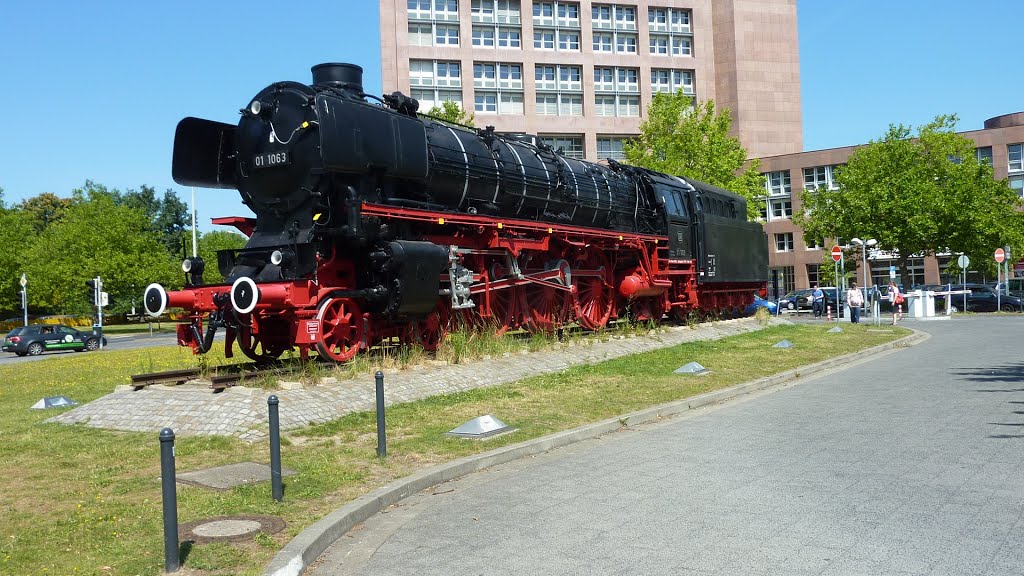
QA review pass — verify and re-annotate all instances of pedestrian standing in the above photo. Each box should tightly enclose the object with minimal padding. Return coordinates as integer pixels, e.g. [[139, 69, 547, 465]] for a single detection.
[[811, 284, 824, 318], [888, 280, 904, 324], [847, 281, 864, 324]]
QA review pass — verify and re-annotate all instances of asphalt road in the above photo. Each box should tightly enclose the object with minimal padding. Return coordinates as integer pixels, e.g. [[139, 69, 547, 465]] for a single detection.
[[0, 331, 181, 366], [312, 316, 1024, 576]]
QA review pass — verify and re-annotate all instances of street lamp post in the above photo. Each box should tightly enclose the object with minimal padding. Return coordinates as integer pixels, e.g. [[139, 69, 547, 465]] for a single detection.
[[851, 238, 878, 313]]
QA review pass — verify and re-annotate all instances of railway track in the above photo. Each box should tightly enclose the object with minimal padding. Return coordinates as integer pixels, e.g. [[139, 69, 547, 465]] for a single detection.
[[129, 364, 285, 392]]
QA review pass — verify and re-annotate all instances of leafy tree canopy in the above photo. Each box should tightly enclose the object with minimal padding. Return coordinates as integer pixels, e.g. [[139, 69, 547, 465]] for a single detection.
[[797, 114, 1024, 287], [195, 230, 248, 283], [424, 100, 476, 128], [19, 192, 72, 233], [21, 187, 179, 315], [623, 90, 766, 219]]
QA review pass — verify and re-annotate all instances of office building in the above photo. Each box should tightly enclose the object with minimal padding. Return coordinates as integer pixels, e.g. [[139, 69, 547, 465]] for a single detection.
[[380, 0, 802, 160], [758, 112, 1024, 295]]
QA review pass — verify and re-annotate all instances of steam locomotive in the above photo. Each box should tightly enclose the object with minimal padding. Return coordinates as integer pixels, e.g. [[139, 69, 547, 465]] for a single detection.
[[143, 63, 767, 362]]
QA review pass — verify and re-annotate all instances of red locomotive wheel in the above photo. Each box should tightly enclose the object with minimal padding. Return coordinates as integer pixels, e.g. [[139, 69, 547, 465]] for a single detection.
[[521, 285, 571, 333], [572, 250, 613, 331], [414, 303, 450, 351], [315, 298, 362, 362], [487, 286, 518, 336], [237, 317, 287, 364]]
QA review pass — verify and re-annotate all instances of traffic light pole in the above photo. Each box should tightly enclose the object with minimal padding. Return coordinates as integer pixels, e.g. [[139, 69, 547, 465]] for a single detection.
[[96, 276, 103, 349], [22, 286, 27, 327]]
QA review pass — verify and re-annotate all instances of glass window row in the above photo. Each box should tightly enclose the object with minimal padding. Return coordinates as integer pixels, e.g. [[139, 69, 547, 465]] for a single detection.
[[409, 1, 692, 37]]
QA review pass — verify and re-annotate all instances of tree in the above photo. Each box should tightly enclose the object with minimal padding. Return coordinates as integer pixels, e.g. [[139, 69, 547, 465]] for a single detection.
[[19, 192, 72, 233], [423, 101, 475, 128], [21, 188, 179, 315], [0, 207, 35, 314], [196, 230, 248, 282], [797, 114, 1024, 288], [623, 90, 766, 219]]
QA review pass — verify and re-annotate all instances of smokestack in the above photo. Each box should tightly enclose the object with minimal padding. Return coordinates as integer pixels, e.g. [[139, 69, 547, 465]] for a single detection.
[[311, 63, 364, 95]]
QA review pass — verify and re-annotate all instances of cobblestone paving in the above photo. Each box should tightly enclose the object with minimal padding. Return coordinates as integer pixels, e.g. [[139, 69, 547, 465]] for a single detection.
[[49, 318, 778, 440]]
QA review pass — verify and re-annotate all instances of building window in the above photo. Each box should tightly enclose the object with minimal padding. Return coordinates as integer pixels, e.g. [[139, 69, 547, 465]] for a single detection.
[[775, 233, 794, 252], [1011, 175, 1024, 198], [473, 24, 522, 47], [533, 2, 580, 50], [557, 30, 580, 50], [540, 134, 584, 159], [409, 23, 461, 46], [597, 136, 628, 161], [411, 88, 464, 111], [615, 32, 637, 53], [472, 0, 521, 23], [534, 64, 581, 116], [475, 62, 523, 114], [769, 198, 792, 220], [594, 67, 638, 93], [803, 165, 841, 190], [410, 60, 462, 88], [408, 0, 459, 21], [976, 146, 993, 166], [648, 6, 690, 33], [1009, 143, 1023, 172], [764, 170, 791, 195], [533, 30, 555, 49], [807, 264, 821, 287], [650, 69, 694, 95], [647, 7, 692, 55]]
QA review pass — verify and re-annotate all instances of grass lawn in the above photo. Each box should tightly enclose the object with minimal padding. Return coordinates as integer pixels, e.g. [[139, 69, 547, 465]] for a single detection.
[[0, 322, 909, 575]]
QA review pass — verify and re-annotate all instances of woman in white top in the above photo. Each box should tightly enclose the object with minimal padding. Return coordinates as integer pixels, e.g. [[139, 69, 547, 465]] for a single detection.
[[888, 281, 904, 324], [846, 281, 864, 324]]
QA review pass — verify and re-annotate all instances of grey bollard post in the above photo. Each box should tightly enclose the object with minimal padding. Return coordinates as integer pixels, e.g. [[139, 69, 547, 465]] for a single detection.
[[268, 395, 283, 502], [375, 371, 387, 458], [159, 428, 180, 572]]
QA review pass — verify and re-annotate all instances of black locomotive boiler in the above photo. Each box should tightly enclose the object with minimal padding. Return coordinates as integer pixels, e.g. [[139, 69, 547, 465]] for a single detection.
[[144, 63, 767, 362]]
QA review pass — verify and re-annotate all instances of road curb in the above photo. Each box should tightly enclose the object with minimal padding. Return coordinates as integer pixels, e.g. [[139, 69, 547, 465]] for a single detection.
[[264, 328, 927, 576]]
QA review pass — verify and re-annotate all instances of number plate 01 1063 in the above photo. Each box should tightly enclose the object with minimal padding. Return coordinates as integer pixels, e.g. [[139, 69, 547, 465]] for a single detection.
[[252, 150, 290, 170]]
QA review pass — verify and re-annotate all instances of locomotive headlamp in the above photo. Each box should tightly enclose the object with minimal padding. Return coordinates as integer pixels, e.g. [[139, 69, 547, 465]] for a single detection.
[[182, 257, 206, 286], [270, 250, 294, 266], [248, 100, 273, 117], [181, 258, 192, 273]]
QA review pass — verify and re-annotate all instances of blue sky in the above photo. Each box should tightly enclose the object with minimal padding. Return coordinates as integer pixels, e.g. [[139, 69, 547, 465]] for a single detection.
[[1, 1, 1019, 231]]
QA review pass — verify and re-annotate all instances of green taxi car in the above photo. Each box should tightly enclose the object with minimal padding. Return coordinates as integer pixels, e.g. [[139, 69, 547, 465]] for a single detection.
[[2, 325, 107, 356]]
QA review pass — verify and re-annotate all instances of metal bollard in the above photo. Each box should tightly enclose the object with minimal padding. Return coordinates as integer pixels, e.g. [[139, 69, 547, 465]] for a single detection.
[[159, 428, 180, 573], [375, 371, 387, 458], [268, 395, 283, 502]]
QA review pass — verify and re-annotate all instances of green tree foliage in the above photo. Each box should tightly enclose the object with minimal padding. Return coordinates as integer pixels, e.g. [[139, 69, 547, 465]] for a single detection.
[[21, 187, 179, 315], [195, 230, 248, 282], [816, 247, 858, 288], [424, 100, 476, 128], [19, 192, 72, 233], [0, 195, 36, 314], [797, 115, 1024, 287], [623, 90, 766, 219]]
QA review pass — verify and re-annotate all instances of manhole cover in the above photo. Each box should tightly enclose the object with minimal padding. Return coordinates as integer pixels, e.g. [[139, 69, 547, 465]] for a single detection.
[[179, 514, 286, 543]]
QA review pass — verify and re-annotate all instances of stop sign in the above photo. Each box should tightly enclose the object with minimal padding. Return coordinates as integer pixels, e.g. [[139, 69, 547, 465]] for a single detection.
[[995, 248, 1006, 263], [831, 245, 842, 262]]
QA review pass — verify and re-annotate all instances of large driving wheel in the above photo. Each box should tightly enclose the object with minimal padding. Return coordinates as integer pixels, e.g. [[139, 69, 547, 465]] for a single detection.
[[486, 286, 518, 336], [572, 250, 613, 330], [521, 284, 572, 333], [412, 303, 450, 351], [315, 298, 362, 362], [237, 321, 285, 364]]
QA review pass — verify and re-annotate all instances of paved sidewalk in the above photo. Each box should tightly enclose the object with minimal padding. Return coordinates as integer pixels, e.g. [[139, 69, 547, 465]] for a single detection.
[[49, 318, 775, 439], [307, 316, 1024, 576]]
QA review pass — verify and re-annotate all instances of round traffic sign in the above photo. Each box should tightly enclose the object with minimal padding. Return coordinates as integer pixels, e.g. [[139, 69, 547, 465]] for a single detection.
[[830, 245, 842, 262], [995, 248, 1006, 263], [957, 254, 970, 269]]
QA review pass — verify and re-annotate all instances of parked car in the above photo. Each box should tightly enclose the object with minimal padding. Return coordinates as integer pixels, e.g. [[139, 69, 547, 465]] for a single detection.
[[745, 294, 779, 316], [949, 284, 1024, 312], [2, 324, 107, 356], [778, 289, 815, 311], [992, 278, 1024, 299]]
